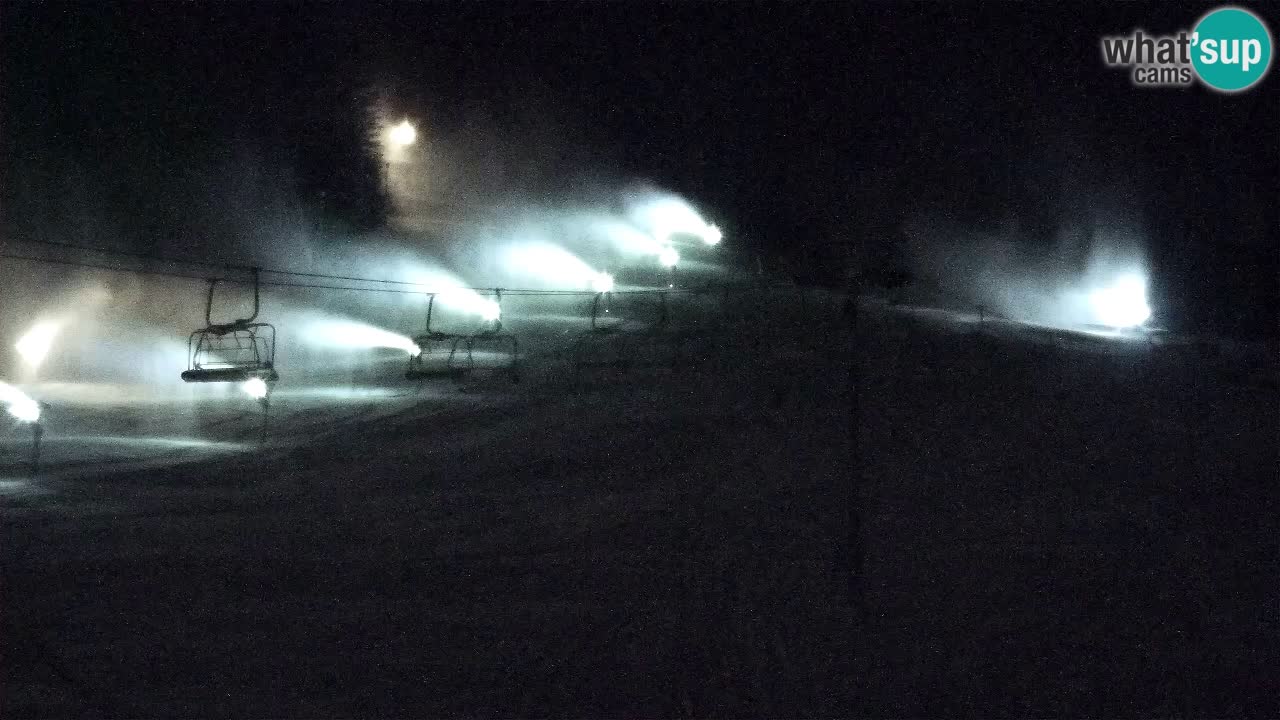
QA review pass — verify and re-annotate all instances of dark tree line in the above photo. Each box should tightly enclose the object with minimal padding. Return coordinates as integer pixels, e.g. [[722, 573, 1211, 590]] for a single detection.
[[1, 3, 391, 249]]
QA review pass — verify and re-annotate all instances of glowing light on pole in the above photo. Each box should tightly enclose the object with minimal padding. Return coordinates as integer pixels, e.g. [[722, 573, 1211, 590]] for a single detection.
[[2, 381, 43, 476], [389, 120, 417, 147], [0, 382, 41, 423], [659, 246, 680, 289], [15, 321, 62, 370], [1089, 273, 1151, 328], [7, 398, 40, 423], [659, 246, 680, 268], [701, 223, 723, 245], [591, 272, 615, 293]]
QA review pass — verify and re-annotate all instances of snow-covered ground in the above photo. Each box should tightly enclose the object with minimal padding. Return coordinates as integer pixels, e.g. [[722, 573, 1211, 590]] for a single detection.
[[2, 292, 1276, 715]]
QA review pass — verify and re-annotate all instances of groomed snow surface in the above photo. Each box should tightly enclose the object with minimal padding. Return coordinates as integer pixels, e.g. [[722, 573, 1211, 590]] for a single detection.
[[2, 291, 1277, 716]]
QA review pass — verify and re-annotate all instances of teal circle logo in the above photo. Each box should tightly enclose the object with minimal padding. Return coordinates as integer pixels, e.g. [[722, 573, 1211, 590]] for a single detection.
[[1192, 7, 1273, 92]]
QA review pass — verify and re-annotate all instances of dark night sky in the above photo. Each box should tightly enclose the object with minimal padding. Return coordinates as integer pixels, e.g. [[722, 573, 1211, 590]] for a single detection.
[[2, 1, 1276, 330]]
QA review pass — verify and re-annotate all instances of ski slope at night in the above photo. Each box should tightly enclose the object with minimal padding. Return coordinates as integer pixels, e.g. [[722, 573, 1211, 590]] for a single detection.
[[5, 3, 1276, 715], [3, 292, 1276, 716]]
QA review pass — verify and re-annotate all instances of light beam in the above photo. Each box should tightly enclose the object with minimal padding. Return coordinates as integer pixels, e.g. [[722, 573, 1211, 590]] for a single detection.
[[0, 382, 41, 423], [303, 319, 422, 355], [16, 321, 62, 370]]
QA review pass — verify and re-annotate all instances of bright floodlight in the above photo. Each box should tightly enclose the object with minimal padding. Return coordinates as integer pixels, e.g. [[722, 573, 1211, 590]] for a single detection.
[[16, 321, 61, 369], [637, 196, 710, 244], [389, 120, 417, 147], [431, 286, 503, 322], [241, 377, 269, 400], [0, 382, 41, 423], [501, 243, 609, 292], [1089, 274, 1151, 328], [659, 246, 680, 268], [702, 223, 723, 245], [598, 219, 664, 256], [304, 319, 422, 355], [591, 272, 615, 293], [7, 399, 40, 423]]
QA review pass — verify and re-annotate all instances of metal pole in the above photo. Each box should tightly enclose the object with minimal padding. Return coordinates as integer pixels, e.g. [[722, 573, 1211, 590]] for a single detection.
[[258, 392, 271, 445], [844, 277, 864, 610], [590, 292, 603, 331], [31, 421, 43, 477]]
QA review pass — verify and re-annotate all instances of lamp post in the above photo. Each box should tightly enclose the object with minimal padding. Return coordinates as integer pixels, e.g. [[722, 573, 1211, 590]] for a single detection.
[[383, 119, 417, 205], [31, 418, 43, 477], [388, 119, 417, 148]]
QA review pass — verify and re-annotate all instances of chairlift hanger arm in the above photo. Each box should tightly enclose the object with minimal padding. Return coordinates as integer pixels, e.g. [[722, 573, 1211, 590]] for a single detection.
[[205, 267, 262, 329]]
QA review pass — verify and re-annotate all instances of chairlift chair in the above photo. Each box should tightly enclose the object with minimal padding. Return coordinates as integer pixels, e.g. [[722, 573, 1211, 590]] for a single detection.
[[406, 290, 520, 383], [405, 294, 471, 381], [463, 289, 520, 383], [181, 269, 278, 387], [572, 292, 630, 374], [572, 290, 681, 377]]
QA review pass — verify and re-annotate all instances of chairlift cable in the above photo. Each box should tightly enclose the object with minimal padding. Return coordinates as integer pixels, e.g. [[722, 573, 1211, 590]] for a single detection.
[[0, 251, 736, 298], [4, 241, 743, 296]]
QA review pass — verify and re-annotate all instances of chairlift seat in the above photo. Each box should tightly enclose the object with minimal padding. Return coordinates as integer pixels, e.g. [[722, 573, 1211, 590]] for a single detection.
[[572, 291, 680, 377], [181, 272, 279, 386], [464, 329, 520, 382], [181, 366, 279, 383], [405, 365, 470, 380], [406, 331, 469, 380], [404, 291, 520, 383]]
